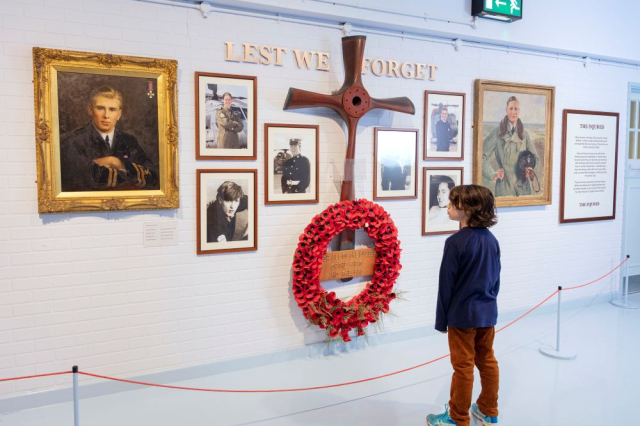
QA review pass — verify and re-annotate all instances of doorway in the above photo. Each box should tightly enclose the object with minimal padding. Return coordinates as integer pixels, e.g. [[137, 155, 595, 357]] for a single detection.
[[623, 84, 640, 293]]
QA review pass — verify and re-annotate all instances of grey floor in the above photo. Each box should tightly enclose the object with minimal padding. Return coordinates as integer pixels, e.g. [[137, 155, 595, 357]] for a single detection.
[[2, 293, 639, 425]]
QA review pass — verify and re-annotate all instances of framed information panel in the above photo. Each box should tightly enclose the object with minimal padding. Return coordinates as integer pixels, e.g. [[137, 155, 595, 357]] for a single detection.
[[560, 110, 619, 223]]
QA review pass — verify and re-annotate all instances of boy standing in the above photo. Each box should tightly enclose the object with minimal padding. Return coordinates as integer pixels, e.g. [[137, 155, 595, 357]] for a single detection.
[[427, 185, 501, 426]]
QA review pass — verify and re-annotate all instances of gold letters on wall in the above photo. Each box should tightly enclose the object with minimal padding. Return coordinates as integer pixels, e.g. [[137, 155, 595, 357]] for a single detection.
[[224, 42, 438, 81]]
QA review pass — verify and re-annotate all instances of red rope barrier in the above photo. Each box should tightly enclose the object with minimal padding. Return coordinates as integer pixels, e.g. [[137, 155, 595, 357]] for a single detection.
[[495, 290, 559, 333], [79, 355, 452, 393], [0, 371, 72, 383], [563, 256, 629, 291], [76, 281, 561, 394], [0, 258, 629, 393]]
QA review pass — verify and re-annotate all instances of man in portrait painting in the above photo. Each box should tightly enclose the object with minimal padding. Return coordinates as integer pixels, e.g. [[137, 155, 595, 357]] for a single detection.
[[59, 86, 158, 192], [482, 95, 540, 197]]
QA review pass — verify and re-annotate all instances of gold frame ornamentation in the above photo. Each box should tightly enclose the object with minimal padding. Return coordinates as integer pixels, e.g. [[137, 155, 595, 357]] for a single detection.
[[32, 47, 179, 213], [473, 79, 555, 207]]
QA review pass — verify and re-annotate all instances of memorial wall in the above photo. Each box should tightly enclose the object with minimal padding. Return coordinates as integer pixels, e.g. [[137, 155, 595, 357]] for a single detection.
[[0, 0, 636, 398]]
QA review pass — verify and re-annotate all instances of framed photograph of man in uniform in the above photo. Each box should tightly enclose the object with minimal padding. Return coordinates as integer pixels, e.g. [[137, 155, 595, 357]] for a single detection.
[[32, 47, 179, 213], [195, 72, 257, 160], [197, 169, 258, 255], [422, 167, 463, 236], [373, 128, 418, 200], [473, 80, 555, 207], [424, 91, 465, 161], [264, 123, 319, 205]]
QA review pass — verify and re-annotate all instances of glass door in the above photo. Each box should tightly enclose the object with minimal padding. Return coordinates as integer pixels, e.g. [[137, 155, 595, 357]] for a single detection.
[[623, 85, 640, 294]]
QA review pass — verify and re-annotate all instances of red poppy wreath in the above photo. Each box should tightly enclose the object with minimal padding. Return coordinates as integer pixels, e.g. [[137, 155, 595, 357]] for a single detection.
[[292, 199, 402, 342]]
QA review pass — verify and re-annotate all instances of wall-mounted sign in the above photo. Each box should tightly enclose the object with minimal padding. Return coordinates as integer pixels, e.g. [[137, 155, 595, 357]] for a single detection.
[[319, 248, 376, 281], [472, 0, 523, 22], [560, 110, 619, 223], [224, 42, 438, 80]]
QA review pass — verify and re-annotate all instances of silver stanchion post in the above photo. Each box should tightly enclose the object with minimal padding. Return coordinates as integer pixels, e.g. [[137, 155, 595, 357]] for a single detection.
[[539, 286, 577, 360], [611, 255, 638, 309], [73, 366, 79, 426]]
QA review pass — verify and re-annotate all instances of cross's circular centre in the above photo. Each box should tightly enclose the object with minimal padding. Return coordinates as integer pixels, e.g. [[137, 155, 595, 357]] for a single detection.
[[342, 86, 370, 118]]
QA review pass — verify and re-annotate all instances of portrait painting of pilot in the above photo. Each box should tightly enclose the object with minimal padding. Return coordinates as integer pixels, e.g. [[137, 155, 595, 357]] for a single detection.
[[473, 80, 555, 207], [373, 127, 419, 200], [59, 85, 158, 192], [197, 170, 257, 255], [195, 72, 257, 160], [264, 124, 319, 205], [32, 47, 179, 213], [424, 91, 466, 161]]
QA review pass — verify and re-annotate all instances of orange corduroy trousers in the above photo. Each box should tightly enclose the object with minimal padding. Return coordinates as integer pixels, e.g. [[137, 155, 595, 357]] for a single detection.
[[447, 327, 499, 426]]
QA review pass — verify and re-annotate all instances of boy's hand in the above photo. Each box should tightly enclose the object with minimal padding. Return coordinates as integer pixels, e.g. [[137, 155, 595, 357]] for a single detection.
[[440, 329, 448, 334]]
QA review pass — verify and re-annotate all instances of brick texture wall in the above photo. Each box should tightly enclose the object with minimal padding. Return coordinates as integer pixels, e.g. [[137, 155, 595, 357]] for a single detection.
[[0, 0, 634, 397]]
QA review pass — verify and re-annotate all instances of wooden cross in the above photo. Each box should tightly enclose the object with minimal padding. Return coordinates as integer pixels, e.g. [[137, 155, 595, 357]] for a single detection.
[[284, 35, 415, 254]]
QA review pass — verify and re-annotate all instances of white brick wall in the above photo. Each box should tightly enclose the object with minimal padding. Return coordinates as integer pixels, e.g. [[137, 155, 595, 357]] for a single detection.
[[0, 0, 636, 397]]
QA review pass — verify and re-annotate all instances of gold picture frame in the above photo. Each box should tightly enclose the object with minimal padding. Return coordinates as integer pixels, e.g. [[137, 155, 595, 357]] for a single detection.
[[473, 80, 555, 207], [32, 47, 179, 213]]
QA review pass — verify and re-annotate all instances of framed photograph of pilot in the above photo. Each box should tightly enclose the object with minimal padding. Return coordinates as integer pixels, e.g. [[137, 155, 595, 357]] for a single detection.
[[32, 47, 179, 213], [424, 91, 465, 161], [422, 167, 463, 236], [373, 127, 419, 200], [195, 72, 257, 160], [197, 169, 258, 255], [473, 79, 555, 208], [560, 110, 620, 223], [264, 123, 319, 205]]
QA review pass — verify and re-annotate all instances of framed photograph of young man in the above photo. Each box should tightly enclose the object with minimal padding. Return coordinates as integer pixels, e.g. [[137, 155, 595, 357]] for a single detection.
[[32, 47, 179, 213], [422, 167, 463, 236], [197, 169, 257, 255], [424, 91, 465, 161], [473, 80, 555, 207], [373, 128, 419, 200], [560, 110, 620, 223], [264, 123, 319, 205], [195, 72, 257, 160]]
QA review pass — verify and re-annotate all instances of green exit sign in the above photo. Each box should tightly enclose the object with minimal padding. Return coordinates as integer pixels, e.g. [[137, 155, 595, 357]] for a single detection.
[[472, 0, 523, 22]]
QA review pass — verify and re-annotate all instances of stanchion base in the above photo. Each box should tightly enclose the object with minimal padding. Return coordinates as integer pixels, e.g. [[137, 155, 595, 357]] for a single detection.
[[539, 346, 577, 360], [610, 300, 640, 309]]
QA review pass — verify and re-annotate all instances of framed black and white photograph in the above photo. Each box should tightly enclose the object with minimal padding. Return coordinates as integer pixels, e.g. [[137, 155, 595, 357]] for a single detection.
[[560, 110, 619, 223], [422, 167, 463, 236], [264, 124, 319, 205], [197, 169, 257, 255], [373, 127, 419, 200], [424, 91, 465, 161], [195, 72, 257, 160]]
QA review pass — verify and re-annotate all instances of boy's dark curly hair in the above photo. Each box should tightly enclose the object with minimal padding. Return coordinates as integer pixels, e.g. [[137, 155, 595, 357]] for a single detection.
[[449, 184, 498, 228]]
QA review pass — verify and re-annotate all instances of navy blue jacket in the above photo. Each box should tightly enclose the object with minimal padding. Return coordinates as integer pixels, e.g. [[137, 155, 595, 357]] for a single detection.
[[60, 123, 158, 192], [435, 227, 501, 332]]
